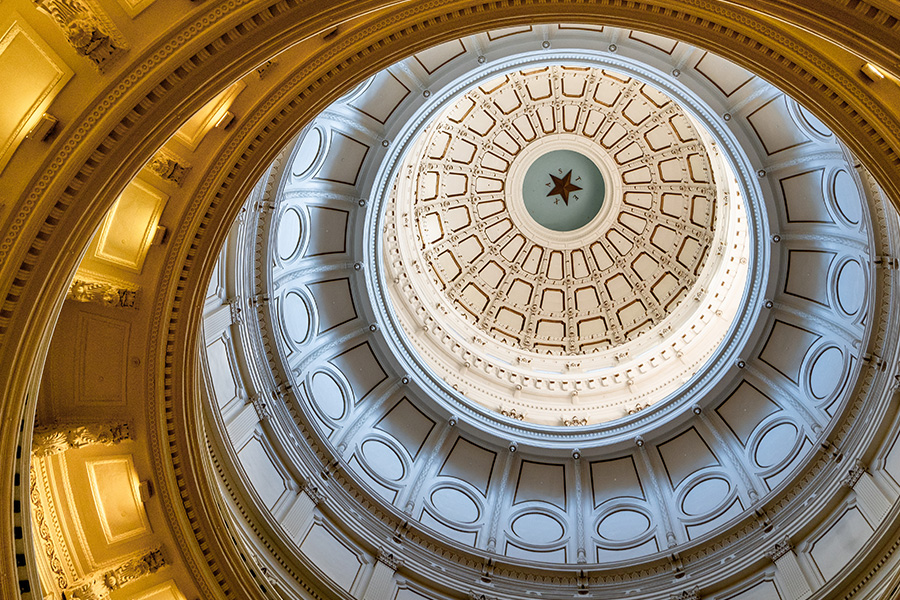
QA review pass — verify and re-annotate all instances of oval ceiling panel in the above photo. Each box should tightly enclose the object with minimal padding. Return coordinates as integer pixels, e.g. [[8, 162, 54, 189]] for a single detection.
[[597, 509, 651, 542], [282, 291, 311, 345], [277, 208, 303, 260], [836, 260, 865, 316], [832, 169, 862, 225], [431, 487, 480, 523], [360, 439, 405, 481], [809, 347, 844, 400], [310, 371, 345, 421], [798, 104, 832, 138], [754, 422, 799, 469], [511, 512, 565, 545], [292, 128, 323, 179], [682, 477, 730, 516]]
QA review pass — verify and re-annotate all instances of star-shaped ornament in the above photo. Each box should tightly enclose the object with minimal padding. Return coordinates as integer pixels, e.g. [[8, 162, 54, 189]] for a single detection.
[[546, 170, 582, 205]]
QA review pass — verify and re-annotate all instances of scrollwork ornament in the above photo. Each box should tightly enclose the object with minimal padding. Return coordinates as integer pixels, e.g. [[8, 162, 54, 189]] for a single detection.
[[103, 548, 166, 590], [68, 578, 107, 600], [33, 0, 127, 69], [68, 278, 137, 308], [32, 422, 130, 456], [29, 465, 68, 589], [148, 151, 191, 186]]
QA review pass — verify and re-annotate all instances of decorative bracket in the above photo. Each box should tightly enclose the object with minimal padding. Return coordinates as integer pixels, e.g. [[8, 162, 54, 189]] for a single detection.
[[68, 277, 137, 308], [148, 150, 190, 186], [33, 0, 127, 70]]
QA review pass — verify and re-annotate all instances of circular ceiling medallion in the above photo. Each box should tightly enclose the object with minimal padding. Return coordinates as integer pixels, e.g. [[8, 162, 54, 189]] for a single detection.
[[522, 149, 605, 232]]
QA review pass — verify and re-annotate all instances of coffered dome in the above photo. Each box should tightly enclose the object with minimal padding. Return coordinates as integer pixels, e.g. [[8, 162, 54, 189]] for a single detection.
[[383, 64, 749, 424], [198, 21, 896, 600]]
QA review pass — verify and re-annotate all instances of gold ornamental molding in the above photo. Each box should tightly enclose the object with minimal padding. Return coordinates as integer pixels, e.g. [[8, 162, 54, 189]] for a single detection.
[[0, 1, 899, 600]]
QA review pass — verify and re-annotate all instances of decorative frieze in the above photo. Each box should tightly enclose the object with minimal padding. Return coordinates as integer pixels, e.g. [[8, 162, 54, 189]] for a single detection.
[[68, 277, 137, 308], [33, 0, 127, 69], [32, 422, 130, 456], [147, 150, 190, 186]]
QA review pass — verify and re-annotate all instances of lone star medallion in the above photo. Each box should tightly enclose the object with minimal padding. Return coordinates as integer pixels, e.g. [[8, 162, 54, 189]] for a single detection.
[[546, 170, 582, 205]]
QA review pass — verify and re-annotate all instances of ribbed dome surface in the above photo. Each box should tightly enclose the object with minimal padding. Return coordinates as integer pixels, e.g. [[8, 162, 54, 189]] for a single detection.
[[199, 22, 895, 600], [384, 64, 749, 424]]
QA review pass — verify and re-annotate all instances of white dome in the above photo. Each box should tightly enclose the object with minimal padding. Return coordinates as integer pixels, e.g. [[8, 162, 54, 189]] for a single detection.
[[201, 21, 892, 595], [382, 63, 750, 425]]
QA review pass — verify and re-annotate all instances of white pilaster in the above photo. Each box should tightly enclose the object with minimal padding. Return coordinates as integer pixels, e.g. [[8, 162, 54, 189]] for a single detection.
[[769, 539, 812, 600], [363, 551, 400, 600], [844, 461, 891, 525]]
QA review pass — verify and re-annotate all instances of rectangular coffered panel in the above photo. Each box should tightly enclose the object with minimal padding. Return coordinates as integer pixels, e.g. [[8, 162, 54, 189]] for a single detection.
[[0, 17, 72, 173]]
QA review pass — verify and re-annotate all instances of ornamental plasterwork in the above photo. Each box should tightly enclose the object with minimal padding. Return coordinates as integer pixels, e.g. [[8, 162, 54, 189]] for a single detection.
[[33, 0, 127, 70], [30, 464, 71, 590], [397, 68, 717, 354], [67, 277, 138, 308], [147, 149, 191, 186], [32, 422, 130, 456], [67, 549, 166, 600], [384, 66, 750, 424]]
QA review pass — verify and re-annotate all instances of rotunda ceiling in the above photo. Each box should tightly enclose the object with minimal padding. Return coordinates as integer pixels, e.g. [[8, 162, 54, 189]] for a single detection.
[[199, 22, 894, 597]]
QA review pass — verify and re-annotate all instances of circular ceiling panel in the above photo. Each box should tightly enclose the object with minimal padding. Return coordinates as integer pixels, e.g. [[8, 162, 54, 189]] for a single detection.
[[522, 149, 605, 232]]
